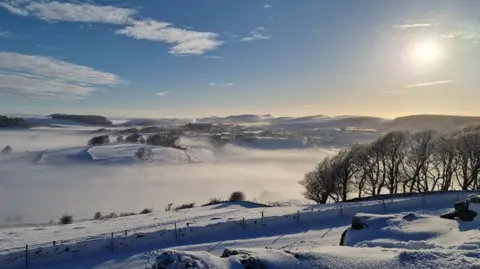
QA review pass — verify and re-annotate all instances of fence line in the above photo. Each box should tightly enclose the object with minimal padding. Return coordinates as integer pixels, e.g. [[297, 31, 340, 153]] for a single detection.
[[3, 191, 476, 267]]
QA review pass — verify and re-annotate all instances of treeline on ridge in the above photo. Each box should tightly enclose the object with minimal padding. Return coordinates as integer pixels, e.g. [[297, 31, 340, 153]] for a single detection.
[[300, 125, 480, 204]]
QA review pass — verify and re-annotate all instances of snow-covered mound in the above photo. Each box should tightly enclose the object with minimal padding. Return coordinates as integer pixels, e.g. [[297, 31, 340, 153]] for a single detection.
[[343, 213, 480, 250], [18, 144, 216, 165], [152, 246, 480, 269]]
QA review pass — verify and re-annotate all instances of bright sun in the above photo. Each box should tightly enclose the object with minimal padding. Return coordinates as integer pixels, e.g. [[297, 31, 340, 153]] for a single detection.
[[410, 41, 442, 65]]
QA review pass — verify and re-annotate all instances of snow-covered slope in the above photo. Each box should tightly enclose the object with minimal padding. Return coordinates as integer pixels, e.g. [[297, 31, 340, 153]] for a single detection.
[[1, 192, 478, 268]]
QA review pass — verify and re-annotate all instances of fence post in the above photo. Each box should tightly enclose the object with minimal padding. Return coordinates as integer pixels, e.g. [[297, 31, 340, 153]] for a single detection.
[[261, 212, 264, 220], [297, 211, 300, 223], [174, 223, 178, 241], [25, 244, 28, 267], [110, 232, 114, 252]]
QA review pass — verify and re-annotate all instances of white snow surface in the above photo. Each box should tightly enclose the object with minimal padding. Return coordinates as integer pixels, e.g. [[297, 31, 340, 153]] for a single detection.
[[0, 192, 479, 268]]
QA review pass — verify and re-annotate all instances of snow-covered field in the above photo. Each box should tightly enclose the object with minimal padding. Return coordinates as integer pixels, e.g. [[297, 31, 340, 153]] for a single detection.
[[1, 117, 479, 268], [0, 192, 478, 268]]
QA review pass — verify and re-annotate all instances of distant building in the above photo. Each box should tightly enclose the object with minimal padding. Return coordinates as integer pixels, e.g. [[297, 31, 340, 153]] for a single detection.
[[185, 123, 214, 133]]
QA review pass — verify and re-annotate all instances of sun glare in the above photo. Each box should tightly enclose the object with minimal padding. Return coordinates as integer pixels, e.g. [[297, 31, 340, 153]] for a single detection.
[[410, 41, 442, 65]]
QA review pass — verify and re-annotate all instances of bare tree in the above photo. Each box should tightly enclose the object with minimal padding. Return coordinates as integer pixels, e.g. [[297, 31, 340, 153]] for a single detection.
[[453, 128, 480, 190], [299, 157, 338, 204], [378, 131, 409, 194], [402, 130, 437, 192]]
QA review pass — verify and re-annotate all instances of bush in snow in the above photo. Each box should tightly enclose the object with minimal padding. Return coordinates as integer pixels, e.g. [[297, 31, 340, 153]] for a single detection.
[[93, 212, 102, 220], [116, 136, 124, 143], [1, 145, 12, 155], [175, 203, 195, 211], [165, 203, 174, 211], [59, 215, 74, 225], [140, 208, 153, 214], [135, 148, 153, 160], [88, 135, 110, 146], [119, 212, 136, 217], [202, 198, 224, 207], [105, 212, 118, 219], [229, 191, 246, 202]]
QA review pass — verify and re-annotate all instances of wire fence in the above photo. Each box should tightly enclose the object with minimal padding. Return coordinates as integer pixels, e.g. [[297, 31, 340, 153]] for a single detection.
[[1, 191, 476, 268]]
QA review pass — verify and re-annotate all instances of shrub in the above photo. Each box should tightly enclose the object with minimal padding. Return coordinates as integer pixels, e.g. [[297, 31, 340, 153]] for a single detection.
[[135, 148, 152, 160], [202, 198, 224, 207], [174, 203, 195, 211], [165, 203, 174, 211], [88, 135, 110, 146], [59, 215, 74, 225], [1, 145, 12, 155], [116, 136, 124, 142], [105, 212, 118, 219], [119, 212, 136, 217], [229, 191, 246, 202], [140, 208, 153, 214], [93, 212, 102, 220]]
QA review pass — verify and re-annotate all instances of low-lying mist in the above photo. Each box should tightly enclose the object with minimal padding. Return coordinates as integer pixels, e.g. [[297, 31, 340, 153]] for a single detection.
[[0, 130, 334, 225]]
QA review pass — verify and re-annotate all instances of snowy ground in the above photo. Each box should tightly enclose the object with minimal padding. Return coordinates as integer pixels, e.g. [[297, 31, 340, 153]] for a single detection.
[[0, 192, 478, 268]]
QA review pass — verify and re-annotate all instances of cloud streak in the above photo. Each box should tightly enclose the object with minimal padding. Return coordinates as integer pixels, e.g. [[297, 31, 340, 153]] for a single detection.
[[405, 80, 453, 88], [209, 82, 235, 87], [393, 23, 438, 29], [0, 52, 122, 99], [156, 91, 168, 96], [115, 19, 223, 55], [240, 27, 270, 42], [0, 30, 22, 39], [0, 0, 136, 24]]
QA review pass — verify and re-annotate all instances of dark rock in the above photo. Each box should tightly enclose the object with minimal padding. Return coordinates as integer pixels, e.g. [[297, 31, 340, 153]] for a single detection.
[[403, 213, 420, 221], [339, 229, 347, 246], [351, 216, 368, 230]]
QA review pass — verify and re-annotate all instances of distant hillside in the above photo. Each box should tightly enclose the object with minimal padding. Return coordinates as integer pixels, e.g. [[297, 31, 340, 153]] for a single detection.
[[383, 114, 480, 132], [49, 114, 112, 126], [0, 116, 29, 128]]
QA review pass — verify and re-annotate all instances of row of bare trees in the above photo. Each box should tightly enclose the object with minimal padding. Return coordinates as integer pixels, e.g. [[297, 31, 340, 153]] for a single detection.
[[300, 126, 480, 204]]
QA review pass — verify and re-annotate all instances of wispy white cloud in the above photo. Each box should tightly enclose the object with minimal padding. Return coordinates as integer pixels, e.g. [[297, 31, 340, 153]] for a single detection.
[[203, 55, 223, 59], [393, 23, 439, 29], [264, 4, 272, 9], [209, 82, 235, 87], [0, 30, 23, 39], [0, 52, 122, 99], [0, 0, 136, 24], [1, 1, 223, 55], [405, 80, 453, 88], [156, 91, 168, 96], [240, 26, 270, 42], [115, 19, 223, 55]]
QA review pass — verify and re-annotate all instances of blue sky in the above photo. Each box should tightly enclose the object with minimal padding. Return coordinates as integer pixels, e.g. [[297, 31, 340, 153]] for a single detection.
[[1, 0, 480, 118]]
